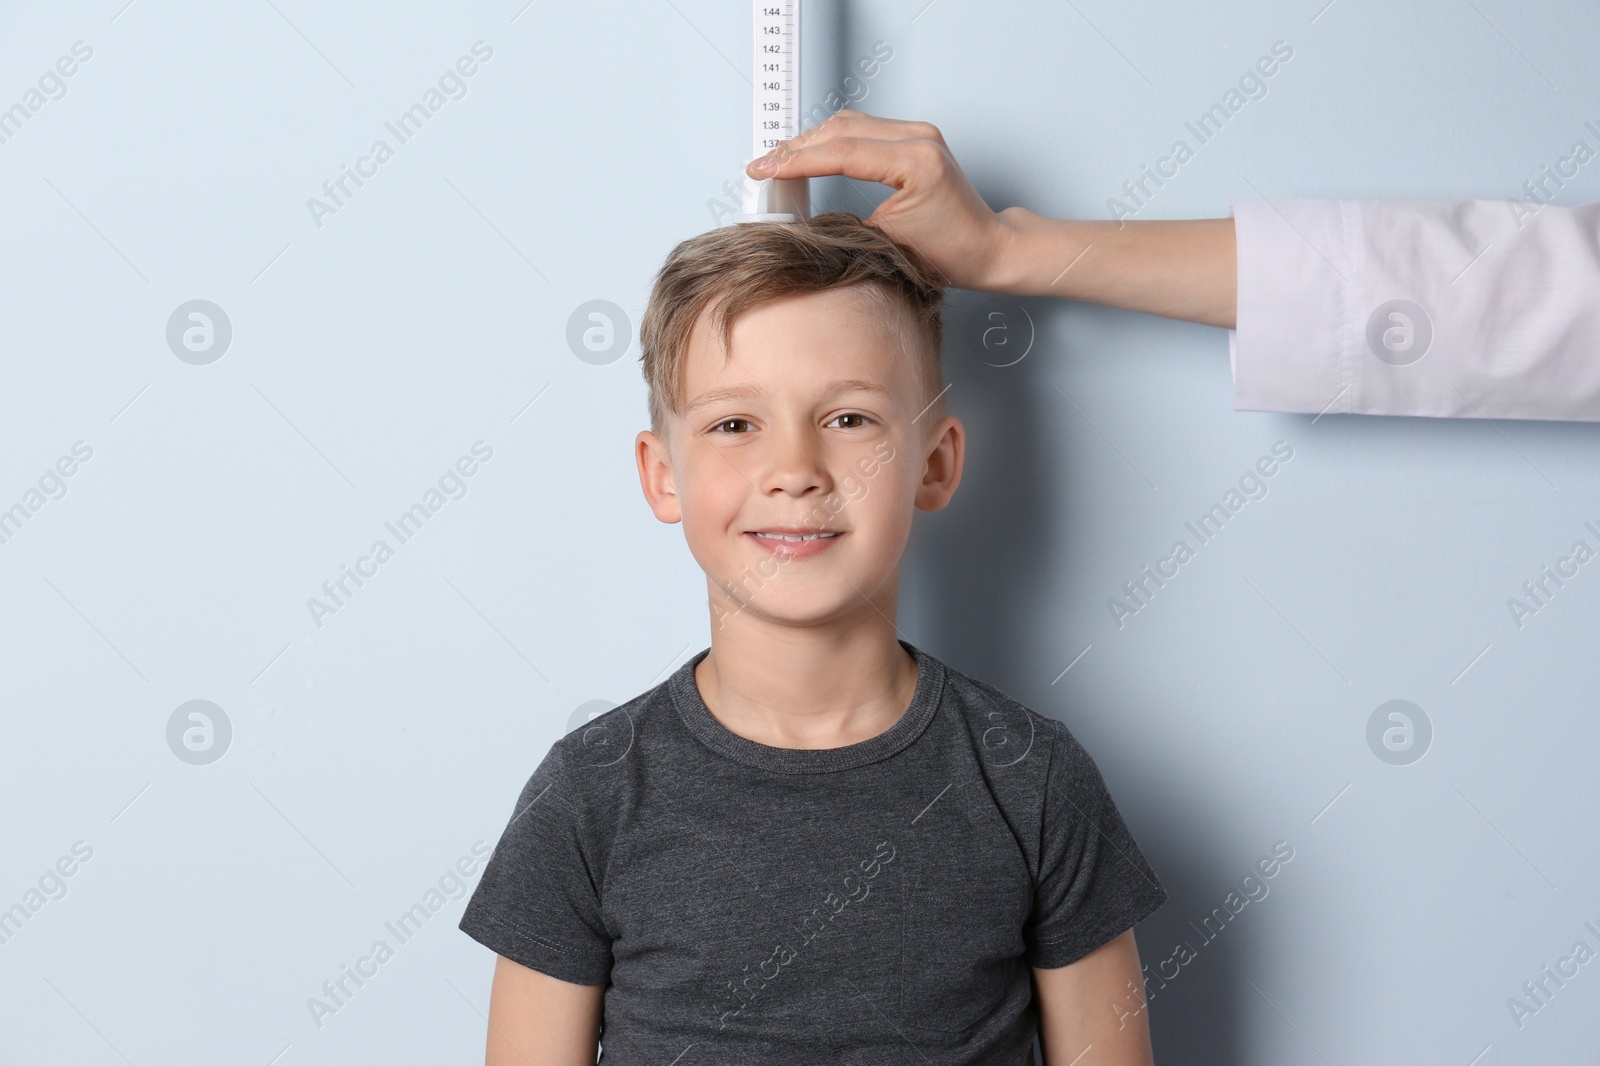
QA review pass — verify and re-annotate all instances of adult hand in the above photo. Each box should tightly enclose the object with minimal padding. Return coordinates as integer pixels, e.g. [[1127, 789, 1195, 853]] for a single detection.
[[746, 110, 1020, 292], [746, 109, 1237, 327]]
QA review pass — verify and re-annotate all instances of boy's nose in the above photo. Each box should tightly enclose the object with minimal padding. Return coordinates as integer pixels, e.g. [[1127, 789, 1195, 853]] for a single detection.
[[762, 428, 831, 497]]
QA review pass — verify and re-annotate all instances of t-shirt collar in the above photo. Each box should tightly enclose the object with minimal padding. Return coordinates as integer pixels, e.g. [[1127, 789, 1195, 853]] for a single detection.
[[668, 639, 945, 774]]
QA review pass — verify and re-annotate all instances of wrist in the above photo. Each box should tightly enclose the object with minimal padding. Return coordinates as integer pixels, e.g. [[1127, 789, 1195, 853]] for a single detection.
[[987, 208, 1086, 298], [982, 206, 1037, 295]]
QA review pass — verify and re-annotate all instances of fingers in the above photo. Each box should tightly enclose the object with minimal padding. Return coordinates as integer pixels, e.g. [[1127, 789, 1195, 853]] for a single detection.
[[805, 110, 945, 146], [745, 110, 946, 179], [748, 135, 932, 189]]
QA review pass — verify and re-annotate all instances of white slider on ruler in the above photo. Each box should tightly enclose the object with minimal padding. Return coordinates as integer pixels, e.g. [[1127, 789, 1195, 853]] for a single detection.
[[734, 0, 809, 223]]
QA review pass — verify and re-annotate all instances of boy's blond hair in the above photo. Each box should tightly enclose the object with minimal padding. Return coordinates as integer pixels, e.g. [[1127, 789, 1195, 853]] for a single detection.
[[639, 212, 947, 437]]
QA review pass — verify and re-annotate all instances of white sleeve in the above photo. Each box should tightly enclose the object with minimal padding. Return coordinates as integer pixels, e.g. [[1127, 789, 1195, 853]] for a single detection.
[[1226, 197, 1600, 422]]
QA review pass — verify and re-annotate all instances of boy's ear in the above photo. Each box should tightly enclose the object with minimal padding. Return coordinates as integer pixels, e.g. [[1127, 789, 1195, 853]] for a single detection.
[[635, 429, 682, 523], [914, 415, 965, 512]]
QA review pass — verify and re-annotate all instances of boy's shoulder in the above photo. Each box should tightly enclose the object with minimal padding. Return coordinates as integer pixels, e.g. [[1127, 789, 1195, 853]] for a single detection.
[[544, 674, 670, 774], [934, 653, 1079, 776]]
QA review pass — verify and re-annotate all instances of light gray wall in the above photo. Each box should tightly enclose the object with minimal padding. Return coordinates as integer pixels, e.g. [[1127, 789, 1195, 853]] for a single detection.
[[2, 1, 1597, 1063]]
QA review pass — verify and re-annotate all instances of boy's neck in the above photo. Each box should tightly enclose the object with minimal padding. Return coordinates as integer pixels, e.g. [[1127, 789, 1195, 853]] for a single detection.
[[693, 596, 919, 751]]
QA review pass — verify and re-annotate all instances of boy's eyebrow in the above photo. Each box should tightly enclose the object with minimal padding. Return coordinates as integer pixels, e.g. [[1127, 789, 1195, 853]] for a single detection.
[[684, 378, 893, 413]]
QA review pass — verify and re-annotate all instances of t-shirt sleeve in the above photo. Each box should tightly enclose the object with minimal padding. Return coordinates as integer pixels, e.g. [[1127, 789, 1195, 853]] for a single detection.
[[458, 741, 614, 986], [1025, 718, 1168, 969]]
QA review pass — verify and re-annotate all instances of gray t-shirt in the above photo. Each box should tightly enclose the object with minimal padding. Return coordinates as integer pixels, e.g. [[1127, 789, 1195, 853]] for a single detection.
[[459, 641, 1167, 1064]]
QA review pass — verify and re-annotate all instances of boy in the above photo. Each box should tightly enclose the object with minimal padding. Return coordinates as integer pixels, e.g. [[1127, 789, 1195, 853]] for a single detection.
[[458, 211, 1168, 1063]]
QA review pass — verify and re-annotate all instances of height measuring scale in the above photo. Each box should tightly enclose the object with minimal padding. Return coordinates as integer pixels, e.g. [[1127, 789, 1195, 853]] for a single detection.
[[736, 0, 810, 223]]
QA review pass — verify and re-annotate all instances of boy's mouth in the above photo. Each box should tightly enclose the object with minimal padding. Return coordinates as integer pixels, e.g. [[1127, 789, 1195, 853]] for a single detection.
[[744, 528, 845, 558]]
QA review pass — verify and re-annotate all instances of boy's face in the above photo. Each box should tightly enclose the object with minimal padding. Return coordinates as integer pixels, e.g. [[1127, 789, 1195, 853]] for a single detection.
[[635, 284, 964, 632]]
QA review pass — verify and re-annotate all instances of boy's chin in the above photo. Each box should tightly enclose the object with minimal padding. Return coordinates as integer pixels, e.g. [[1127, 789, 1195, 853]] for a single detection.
[[710, 588, 891, 632]]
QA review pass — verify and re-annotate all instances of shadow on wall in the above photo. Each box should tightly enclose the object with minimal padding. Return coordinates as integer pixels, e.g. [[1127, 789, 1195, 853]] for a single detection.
[[902, 290, 1245, 1065], [902, 289, 1053, 686]]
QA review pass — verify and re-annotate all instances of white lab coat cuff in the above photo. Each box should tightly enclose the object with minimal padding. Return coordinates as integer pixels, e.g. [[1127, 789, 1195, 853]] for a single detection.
[[1227, 197, 1357, 417]]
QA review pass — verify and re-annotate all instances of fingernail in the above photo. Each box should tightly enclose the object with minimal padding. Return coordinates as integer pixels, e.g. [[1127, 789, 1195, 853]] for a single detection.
[[753, 155, 776, 173]]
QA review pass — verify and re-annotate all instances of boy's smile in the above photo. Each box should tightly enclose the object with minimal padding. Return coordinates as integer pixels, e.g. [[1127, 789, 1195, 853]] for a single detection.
[[635, 283, 964, 633], [745, 527, 845, 558]]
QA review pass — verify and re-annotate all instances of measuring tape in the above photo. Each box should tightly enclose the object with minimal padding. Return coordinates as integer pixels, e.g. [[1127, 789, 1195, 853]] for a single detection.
[[736, 0, 809, 222]]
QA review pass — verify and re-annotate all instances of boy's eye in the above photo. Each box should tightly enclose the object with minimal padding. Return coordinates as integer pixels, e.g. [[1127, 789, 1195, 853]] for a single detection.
[[711, 418, 753, 434], [829, 413, 872, 429]]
